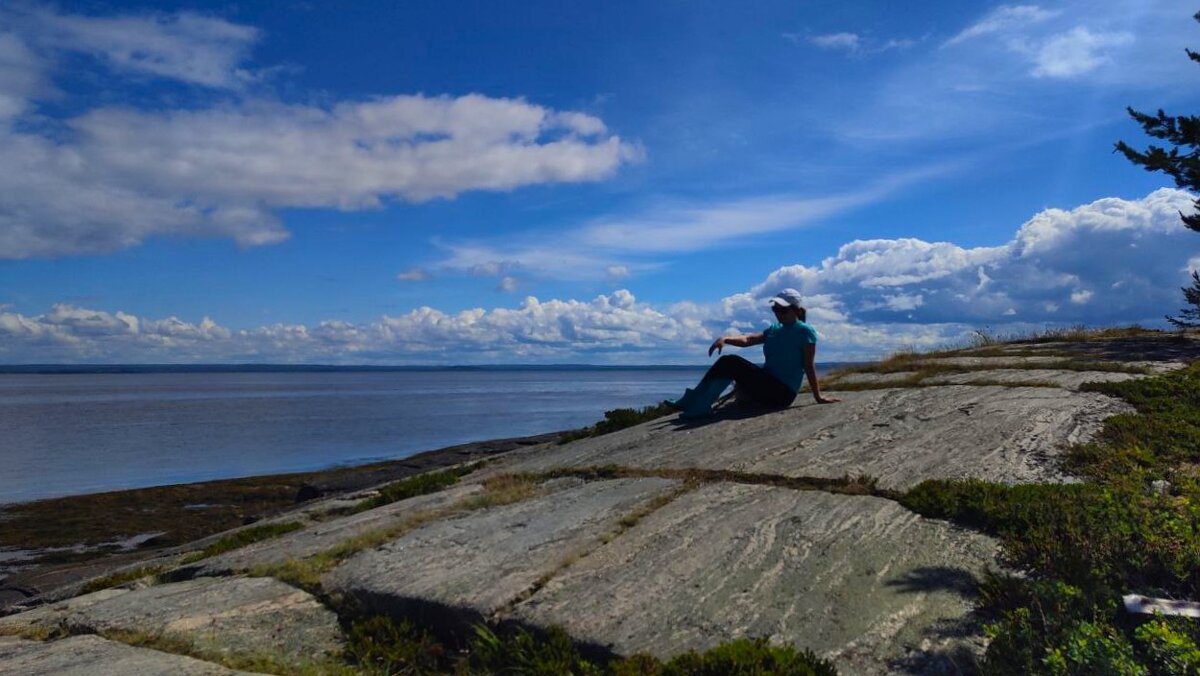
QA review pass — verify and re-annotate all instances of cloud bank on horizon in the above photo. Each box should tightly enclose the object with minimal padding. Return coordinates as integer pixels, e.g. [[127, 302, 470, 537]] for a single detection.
[[3, 188, 1194, 364]]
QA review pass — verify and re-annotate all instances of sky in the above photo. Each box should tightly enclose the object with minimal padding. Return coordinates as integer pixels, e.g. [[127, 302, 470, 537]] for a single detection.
[[0, 0, 1198, 364]]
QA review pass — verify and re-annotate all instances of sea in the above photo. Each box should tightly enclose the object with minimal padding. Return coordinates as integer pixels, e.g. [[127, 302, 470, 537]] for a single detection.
[[0, 365, 843, 505]]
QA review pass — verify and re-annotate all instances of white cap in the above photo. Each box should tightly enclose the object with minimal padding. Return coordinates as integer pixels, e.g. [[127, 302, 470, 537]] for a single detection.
[[768, 288, 803, 309]]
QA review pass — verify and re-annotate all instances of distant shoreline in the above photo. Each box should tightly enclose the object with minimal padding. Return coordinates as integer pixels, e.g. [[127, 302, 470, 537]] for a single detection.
[[0, 362, 854, 375]]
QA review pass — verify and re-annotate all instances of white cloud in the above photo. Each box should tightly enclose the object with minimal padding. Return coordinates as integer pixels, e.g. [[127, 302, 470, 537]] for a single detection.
[[809, 33, 861, 52], [397, 269, 428, 282], [498, 276, 519, 292], [605, 265, 630, 281], [845, 1, 1188, 143], [0, 7, 641, 259], [6, 189, 1196, 364], [0, 30, 47, 121], [20, 7, 260, 88], [748, 188, 1196, 326], [417, 163, 956, 284], [944, 5, 1061, 47], [801, 31, 919, 57], [1031, 27, 1134, 79]]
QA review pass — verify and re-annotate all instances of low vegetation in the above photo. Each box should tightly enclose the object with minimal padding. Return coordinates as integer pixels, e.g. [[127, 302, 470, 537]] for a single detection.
[[178, 521, 305, 565], [79, 564, 170, 595], [353, 464, 478, 512], [530, 465, 889, 499], [0, 453, 491, 562], [901, 361, 1200, 674], [343, 616, 837, 676], [558, 403, 676, 445]]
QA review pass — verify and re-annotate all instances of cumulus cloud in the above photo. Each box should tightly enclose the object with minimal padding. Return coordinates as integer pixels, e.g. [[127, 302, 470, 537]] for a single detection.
[[6, 189, 1196, 364], [0, 292, 708, 363], [747, 188, 1196, 326], [0, 7, 641, 259]]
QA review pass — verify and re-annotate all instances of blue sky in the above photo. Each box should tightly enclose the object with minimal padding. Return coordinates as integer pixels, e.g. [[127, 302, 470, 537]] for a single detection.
[[0, 0, 1198, 364]]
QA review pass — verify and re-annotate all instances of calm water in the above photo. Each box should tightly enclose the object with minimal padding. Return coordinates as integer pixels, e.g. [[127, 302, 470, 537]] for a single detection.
[[0, 369, 710, 504]]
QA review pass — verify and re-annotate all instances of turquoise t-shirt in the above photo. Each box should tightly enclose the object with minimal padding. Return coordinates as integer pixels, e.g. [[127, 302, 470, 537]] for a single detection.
[[762, 321, 817, 393]]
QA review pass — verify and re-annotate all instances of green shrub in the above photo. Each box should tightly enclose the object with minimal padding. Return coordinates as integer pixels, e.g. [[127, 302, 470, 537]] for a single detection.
[[904, 477, 1200, 599], [345, 615, 445, 675], [355, 465, 475, 512], [1072, 363, 1200, 478], [1040, 621, 1146, 676], [179, 521, 304, 564], [558, 403, 675, 445], [648, 637, 837, 676], [978, 576, 1113, 674], [1134, 619, 1200, 675], [468, 624, 603, 675], [905, 361, 1200, 674]]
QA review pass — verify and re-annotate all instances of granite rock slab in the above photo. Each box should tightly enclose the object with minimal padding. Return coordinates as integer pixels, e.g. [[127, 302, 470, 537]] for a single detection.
[[324, 477, 679, 622], [511, 482, 998, 675], [0, 576, 340, 665], [499, 386, 1131, 489], [177, 482, 483, 579], [922, 368, 1143, 389], [0, 635, 259, 675], [912, 355, 1077, 368], [825, 372, 919, 387]]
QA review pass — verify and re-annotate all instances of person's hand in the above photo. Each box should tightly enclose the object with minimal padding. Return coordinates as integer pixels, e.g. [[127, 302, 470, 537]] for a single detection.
[[708, 337, 726, 357], [815, 395, 840, 404]]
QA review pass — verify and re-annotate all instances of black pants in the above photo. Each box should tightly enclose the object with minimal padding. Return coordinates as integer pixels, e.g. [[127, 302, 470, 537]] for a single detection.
[[701, 355, 796, 409]]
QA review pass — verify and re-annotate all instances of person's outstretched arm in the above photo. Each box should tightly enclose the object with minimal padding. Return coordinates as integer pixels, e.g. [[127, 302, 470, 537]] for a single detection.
[[804, 344, 840, 404], [708, 332, 764, 356]]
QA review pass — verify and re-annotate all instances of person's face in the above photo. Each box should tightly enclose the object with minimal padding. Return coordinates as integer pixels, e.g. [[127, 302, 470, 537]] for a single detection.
[[772, 304, 798, 324]]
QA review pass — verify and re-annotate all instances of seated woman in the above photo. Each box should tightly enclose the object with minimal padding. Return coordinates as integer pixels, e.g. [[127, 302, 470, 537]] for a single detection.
[[670, 288, 839, 418]]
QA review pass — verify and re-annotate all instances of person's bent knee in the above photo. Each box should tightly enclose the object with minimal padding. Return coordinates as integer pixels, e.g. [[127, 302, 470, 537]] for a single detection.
[[715, 354, 748, 367]]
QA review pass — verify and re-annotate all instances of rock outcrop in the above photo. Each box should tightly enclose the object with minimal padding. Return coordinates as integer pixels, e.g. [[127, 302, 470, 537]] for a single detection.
[[3, 336, 1196, 674]]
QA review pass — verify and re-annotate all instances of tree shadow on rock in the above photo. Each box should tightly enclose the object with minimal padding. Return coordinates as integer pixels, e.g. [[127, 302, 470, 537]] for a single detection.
[[885, 566, 980, 599], [884, 567, 988, 675]]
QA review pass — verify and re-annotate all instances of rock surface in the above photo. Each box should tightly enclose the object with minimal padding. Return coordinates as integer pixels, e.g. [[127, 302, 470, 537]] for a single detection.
[[3, 337, 1193, 675], [178, 482, 483, 579], [324, 477, 679, 622], [497, 386, 1130, 489], [511, 482, 997, 674], [0, 635, 259, 675], [922, 369, 1142, 389], [0, 577, 341, 666]]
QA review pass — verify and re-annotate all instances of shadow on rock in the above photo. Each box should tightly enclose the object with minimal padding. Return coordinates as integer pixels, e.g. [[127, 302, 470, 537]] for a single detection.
[[888, 641, 983, 676], [666, 400, 798, 430], [885, 566, 980, 599]]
